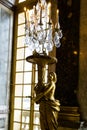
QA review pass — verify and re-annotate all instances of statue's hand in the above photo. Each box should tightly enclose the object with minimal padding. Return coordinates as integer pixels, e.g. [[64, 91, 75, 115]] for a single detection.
[[33, 92, 44, 104], [33, 97, 40, 104]]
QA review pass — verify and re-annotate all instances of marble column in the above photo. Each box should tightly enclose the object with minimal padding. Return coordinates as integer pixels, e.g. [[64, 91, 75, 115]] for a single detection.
[[78, 0, 87, 121]]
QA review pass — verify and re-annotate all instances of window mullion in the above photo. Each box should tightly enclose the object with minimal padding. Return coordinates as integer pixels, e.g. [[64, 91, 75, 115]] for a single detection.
[[30, 64, 36, 130]]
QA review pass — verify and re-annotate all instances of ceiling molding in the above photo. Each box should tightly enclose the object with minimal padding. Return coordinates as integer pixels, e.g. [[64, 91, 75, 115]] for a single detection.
[[14, 0, 57, 12], [0, 0, 58, 12], [14, 0, 37, 12], [0, 0, 15, 10]]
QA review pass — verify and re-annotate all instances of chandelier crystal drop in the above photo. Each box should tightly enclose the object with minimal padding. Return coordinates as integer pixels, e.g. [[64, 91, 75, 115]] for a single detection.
[[24, 0, 63, 54]]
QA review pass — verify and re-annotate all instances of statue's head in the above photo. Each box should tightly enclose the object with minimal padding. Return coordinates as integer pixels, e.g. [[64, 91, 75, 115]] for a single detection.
[[49, 72, 57, 83]]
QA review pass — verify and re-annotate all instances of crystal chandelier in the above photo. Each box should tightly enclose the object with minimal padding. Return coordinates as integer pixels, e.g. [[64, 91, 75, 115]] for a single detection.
[[24, 0, 63, 54]]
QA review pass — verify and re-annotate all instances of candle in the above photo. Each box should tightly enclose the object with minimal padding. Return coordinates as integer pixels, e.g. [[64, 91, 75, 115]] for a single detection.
[[24, 7, 27, 24], [33, 5, 36, 16], [56, 9, 59, 24], [24, 7, 30, 28], [27, 9, 30, 28], [48, 3, 51, 19], [33, 5, 36, 25]]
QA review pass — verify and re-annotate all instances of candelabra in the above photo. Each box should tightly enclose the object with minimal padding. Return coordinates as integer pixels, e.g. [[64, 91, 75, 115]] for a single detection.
[[24, 0, 63, 54], [25, 1, 61, 129]]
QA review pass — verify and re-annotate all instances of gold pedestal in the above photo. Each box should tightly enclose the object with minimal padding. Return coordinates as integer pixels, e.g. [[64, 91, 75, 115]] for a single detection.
[[26, 53, 57, 85], [26, 53, 57, 65]]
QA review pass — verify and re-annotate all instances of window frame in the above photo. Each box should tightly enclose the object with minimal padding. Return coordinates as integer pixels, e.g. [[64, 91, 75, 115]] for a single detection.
[[9, 4, 41, 130]]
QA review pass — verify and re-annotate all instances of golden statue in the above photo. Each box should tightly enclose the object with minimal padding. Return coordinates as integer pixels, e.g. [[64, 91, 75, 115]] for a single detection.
[[26, 52, 60, 130], [34, 72, 60, 130]]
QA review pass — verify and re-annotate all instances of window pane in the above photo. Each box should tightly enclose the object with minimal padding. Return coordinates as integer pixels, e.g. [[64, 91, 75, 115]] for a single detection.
[[22, 111, 30, 123], [16, 60, 24, 71], [14, 110, 21, 122], [23, 85, 31, 96], [23, 98, 31, 110], [24, 61, 32, 71], [24, 72, 32, 84], [34, 103, 39, 111], [13, 123, 21, 130], [34, 112, 40, 125], [16, 48, 24, 60], [14, 98, 22, 109], [22, 123, 30, 130], [18, 12, 25, 24], [18, 24, 25, 36], [15, 73, 23, 84], [15, 85, 23, 96], [25, 47, 32, 58], [17, 36, 25, 48], [33, 125, 41, 130]]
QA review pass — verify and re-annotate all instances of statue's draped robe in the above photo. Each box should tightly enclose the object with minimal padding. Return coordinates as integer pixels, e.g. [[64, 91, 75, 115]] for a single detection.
[[34, 82, 60, 130], [39, 98, 60, 130]]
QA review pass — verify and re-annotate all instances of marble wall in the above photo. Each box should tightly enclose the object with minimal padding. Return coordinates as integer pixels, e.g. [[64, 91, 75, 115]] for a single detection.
[[78, 0, 87, 121], [55, 0, 80, 106]]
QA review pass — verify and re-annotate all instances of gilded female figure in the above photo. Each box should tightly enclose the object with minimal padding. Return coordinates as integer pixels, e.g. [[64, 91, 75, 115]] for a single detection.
[[34, 72, 60, 130]]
